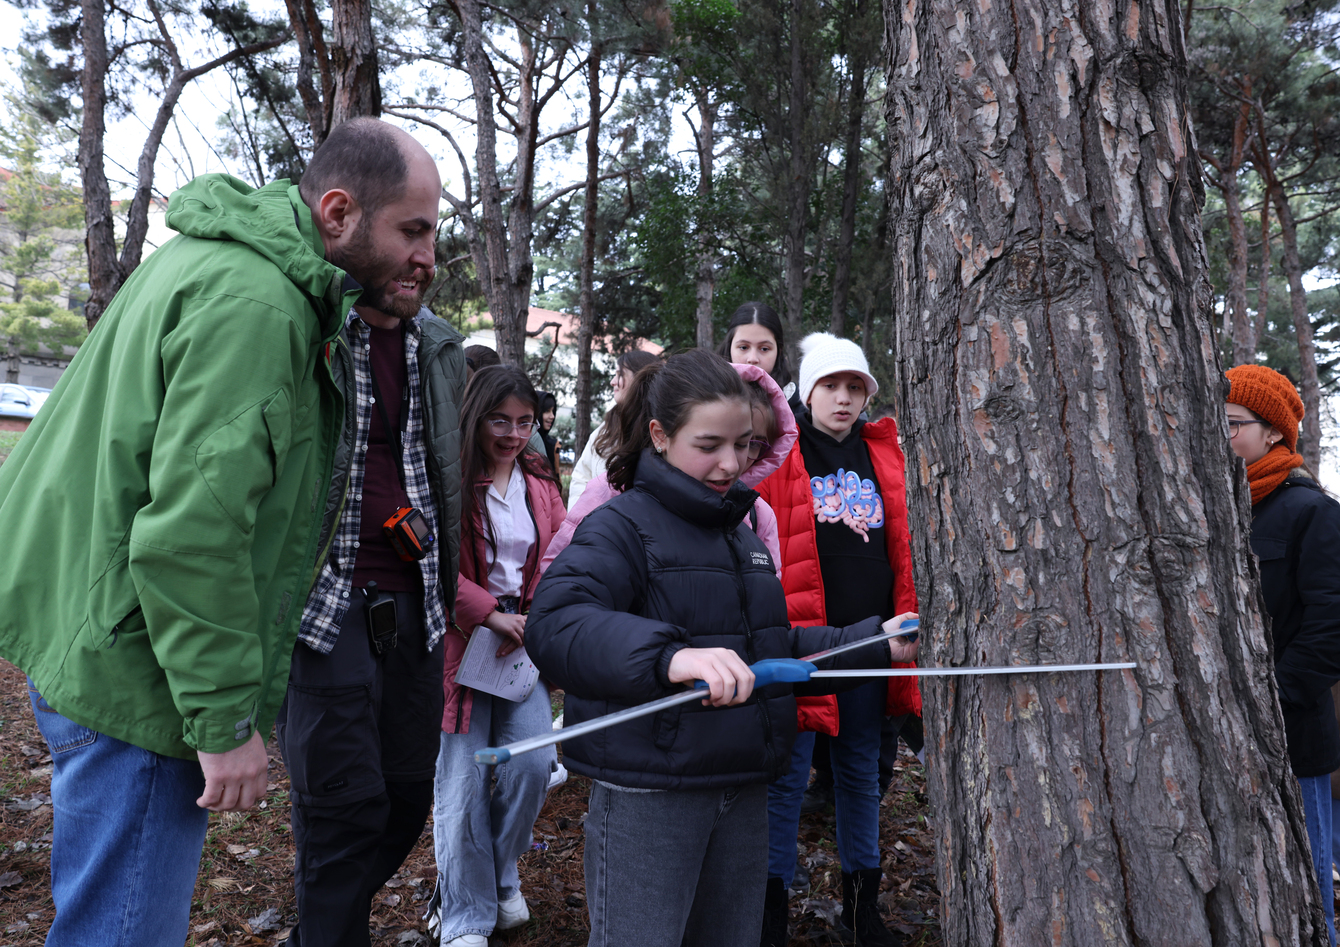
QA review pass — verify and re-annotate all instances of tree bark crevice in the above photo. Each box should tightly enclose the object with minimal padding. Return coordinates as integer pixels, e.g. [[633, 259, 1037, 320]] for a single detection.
[[886, 0, 1323, 940]]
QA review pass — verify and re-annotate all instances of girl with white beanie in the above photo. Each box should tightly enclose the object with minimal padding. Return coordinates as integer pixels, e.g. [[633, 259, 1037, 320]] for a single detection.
[[755, 333, 920, 947]]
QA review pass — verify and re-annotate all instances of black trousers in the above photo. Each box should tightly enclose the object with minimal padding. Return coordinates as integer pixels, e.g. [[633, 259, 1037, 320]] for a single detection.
[[276, 589, 445, 947]]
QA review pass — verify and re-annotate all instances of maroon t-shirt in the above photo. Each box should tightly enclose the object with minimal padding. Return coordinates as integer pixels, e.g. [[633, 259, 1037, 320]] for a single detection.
[[352, 322, 420, 591]]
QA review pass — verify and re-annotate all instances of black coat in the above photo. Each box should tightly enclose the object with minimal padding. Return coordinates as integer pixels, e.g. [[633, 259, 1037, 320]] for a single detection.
[[1251, 473, 1340, 777], [526, 450, 889, 790]]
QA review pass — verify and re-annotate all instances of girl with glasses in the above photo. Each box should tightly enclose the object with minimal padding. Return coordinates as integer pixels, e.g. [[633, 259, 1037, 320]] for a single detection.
[[1227, 364, 1340, 947], [431, 365, 567, 947]]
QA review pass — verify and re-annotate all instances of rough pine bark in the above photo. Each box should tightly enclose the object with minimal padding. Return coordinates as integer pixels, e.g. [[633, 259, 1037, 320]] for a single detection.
[[78, 0, 117, 331], [330, 0, 381, 125], [284, 0, 335, 146], [885, 0, 1326, 943]]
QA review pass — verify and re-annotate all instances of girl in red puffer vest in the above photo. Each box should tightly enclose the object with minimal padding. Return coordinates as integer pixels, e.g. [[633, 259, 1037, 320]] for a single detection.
[[755, 333, 920, 947]]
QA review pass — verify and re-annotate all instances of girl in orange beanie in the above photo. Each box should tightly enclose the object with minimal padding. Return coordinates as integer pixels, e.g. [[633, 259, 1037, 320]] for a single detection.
[[1228, 364, 1340, 945]]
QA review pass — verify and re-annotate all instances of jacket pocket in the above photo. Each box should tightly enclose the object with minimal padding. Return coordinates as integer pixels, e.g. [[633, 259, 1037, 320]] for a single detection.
[[276, 683, 381, 806], [27, 683, 98, 753], [195, 396, 280, 533], [262, 389, 293, 482], [1251, 537, 1287, 561], [651, 706, 681, 751]]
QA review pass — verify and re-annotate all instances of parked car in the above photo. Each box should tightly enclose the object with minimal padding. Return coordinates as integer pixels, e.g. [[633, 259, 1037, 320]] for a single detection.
[[0, 384, 45, 419]]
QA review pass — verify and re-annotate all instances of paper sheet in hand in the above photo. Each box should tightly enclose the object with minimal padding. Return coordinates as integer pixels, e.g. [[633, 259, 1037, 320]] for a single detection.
[[453, 627, 540, 701]]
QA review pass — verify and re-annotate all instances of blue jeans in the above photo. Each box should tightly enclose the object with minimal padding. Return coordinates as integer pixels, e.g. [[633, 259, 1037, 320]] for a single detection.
[[28, 681, 209, 947], [767, 681, 886, 883], [767, 731, 814, 884], [1298, 774, 1337, 946], [432, 684, 556, 941]]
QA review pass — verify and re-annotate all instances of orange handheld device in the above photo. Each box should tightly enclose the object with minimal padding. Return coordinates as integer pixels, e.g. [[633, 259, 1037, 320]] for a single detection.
[[383, 507, 434, 561]]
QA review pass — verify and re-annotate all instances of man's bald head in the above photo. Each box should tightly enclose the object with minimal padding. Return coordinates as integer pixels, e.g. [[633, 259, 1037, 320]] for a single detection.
[[300, 118, 432, 216]]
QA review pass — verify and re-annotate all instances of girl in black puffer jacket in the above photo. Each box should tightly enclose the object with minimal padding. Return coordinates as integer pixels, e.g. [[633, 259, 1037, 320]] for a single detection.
[[1227, 364, 1340, 947], [526, 349, 916, 947]]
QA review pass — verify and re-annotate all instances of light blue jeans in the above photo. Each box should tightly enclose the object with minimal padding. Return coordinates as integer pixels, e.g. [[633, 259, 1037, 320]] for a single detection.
[[28, 681, 210, 947], [1298, 773, 1337, 946], [432, 684, 556, 941]]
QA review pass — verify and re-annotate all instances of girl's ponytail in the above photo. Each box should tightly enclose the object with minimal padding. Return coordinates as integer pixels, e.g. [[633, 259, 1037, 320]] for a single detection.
[[605, 361, 664, 493], [606, 349, 748, 493]]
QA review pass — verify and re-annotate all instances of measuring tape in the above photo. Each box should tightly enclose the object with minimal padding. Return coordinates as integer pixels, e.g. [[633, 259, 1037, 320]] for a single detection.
[[474, 621, 1134, 765]]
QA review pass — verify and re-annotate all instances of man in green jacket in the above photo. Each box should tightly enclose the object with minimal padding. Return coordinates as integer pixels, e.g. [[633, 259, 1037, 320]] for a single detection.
[[0, 118, 445, 946]]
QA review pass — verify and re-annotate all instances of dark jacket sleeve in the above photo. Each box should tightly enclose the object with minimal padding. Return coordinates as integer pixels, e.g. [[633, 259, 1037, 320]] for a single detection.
[[790, 616, 895, 696], [526, 507, 691, 703], [1276, 496, 1340, 707]]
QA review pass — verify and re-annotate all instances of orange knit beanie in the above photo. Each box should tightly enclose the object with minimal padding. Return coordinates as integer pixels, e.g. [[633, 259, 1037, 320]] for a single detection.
[[1225, 365, 1305, 451]]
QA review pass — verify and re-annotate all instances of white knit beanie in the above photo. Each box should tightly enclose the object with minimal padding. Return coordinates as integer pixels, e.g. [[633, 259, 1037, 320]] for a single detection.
[[797, 333, 879, 406]]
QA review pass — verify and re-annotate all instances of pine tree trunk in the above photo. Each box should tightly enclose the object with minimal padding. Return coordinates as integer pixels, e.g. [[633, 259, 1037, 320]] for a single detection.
[[885, 0, 1325, 942], [694, 91, 717, 350], [456, 0, 522, 366], [781, 0, 809, 359], [575, 31, 602, 458], [330, 0, 381, 125], [831, 0, 868, 337], [78, 0, 120, 331], [1223, 166, 1254, 366], [1268, 181, 1323, 474]]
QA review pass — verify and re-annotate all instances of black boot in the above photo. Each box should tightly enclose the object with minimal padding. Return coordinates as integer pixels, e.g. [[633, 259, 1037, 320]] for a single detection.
[[801, 769, 835, 814], [760, 876, 789, 947], [839, 869, 901, 947]]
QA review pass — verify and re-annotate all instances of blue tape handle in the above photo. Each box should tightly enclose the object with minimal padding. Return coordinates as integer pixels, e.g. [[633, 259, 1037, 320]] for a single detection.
[[693, 658, 818, 690]]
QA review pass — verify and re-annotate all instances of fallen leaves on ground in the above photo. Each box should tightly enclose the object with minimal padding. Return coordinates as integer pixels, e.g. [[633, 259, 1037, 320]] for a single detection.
[[0, 661, 945, 945]]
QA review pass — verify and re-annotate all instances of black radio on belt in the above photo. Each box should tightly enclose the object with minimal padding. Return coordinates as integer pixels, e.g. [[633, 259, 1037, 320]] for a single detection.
[[383, 506, 433, 561], [364, 581, 398, 655]]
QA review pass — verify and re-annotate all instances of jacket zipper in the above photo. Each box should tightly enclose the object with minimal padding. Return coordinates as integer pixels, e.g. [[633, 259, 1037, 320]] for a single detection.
[[724, 524, 776, 773], [310, 335, 354, 584]]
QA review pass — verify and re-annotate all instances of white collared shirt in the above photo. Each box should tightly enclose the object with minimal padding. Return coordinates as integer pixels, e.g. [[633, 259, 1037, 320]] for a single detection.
[[484, 462, 536, 598]]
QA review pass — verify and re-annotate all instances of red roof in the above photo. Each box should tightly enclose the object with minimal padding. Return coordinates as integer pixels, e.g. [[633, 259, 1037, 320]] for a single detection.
[[488, 306, 663, 355]]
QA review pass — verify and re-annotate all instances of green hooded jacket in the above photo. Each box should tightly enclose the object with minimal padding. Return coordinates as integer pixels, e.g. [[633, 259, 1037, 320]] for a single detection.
[[0, 175, 360, 759]]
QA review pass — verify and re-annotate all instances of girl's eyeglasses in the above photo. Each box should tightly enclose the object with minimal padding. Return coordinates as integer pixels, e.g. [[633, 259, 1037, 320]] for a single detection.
[[1228, 419, 1268, 438], [487, 419, 536, 437], [747, 438, 771, 459]]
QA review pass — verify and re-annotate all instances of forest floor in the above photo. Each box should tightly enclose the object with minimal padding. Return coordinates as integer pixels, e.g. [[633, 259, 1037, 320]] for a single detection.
[[0, 658, 942, 946]]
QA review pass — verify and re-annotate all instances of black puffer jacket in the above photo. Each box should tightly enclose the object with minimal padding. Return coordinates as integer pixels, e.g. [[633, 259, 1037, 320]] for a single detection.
[[526, 450, 890, 791], [1251, 472, 1340, 777]]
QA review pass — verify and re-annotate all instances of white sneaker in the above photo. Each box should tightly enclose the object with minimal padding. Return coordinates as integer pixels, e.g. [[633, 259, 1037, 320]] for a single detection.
[[442, 936, 488, 947], [547, 762, 569, 793], [496, 892, 530, 931]]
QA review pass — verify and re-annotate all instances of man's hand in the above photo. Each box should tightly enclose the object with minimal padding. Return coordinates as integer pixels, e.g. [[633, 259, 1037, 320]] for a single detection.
[[668, 648, 756, 707], [483, 610, 527, 657], [197, 731, 268, 812], [882, 611, 920, 663]]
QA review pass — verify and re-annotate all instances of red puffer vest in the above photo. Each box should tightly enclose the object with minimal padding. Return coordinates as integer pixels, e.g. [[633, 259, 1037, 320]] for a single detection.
[[756, 416, 920, 735]]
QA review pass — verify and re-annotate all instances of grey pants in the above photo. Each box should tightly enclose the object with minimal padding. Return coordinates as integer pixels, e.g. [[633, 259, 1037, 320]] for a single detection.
[[584, 781, 768, 947]]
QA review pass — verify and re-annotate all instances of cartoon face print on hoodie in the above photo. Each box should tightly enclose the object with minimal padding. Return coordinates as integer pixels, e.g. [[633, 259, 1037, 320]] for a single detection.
[[811, 468, 885, 541], [797, 410, 895, 627]]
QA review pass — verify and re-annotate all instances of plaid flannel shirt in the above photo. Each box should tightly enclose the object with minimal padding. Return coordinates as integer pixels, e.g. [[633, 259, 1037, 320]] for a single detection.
[[298, 311, 448, 653]]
